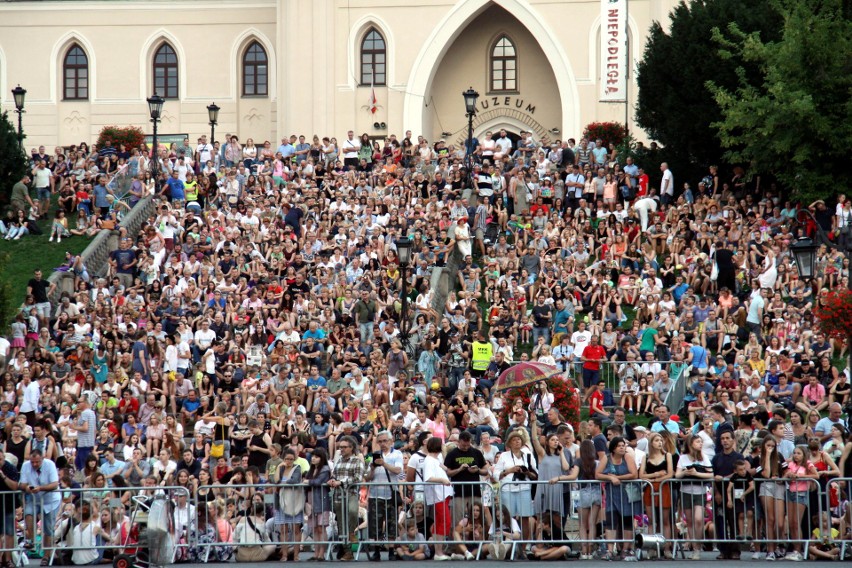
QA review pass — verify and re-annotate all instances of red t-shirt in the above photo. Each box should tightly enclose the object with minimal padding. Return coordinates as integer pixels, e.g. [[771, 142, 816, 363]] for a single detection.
[[638, 173, 649, 196], [582, 344, 607, 371], [589, 390, 605, 414]]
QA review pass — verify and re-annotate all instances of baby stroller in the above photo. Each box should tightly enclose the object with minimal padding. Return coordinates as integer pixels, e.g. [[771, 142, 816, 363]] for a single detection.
[[112, 495, 176, 568]]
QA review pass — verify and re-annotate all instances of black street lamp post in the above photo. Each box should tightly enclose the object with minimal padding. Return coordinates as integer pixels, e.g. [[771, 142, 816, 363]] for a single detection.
[[11, 85, 26, 149], [396, 236, 412, 352], [462, 87, 479, 186], [146, 93, 164, 182], [207, 102, 220, 145], [790, 212, 852, 379]]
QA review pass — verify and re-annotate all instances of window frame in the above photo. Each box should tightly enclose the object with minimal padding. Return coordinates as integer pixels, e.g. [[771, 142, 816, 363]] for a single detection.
[[489, 34, 518, 94], [63, 44, 89, 101], [153, 43, 179, 100], [360, 27, 386, 86], [242, 41, 269, 97]]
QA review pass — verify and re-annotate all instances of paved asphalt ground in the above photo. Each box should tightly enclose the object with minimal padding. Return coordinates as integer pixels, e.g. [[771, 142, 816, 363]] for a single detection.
[[187, 553, 838, 566]]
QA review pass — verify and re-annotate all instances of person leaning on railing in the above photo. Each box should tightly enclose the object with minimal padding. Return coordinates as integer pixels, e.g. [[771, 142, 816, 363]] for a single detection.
[[0, 450, 21, 568]]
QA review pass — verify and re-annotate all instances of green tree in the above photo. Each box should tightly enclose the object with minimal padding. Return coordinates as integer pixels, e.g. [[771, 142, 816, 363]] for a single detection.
[[0, 110, 28, 208], [0, 253, 13, 332], [709, 0, 852, 201], [635, 0, 782, 180]]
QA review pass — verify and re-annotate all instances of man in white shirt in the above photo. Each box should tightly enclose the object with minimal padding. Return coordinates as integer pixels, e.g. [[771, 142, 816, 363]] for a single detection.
[[570, 321, 592, 374], [20, 376, 43, 426], [565, 165, 585, 207], [195, 135, 213, 164], [341, 131, 361, 169], [173, 492, 196, 537], [660, 162, 674, 206], [193, 320, 216, 362], [495, 129, 513, 157]]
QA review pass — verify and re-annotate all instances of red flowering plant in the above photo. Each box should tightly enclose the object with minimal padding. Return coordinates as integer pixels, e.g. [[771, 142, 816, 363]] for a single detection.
[[95, 125, 145, 153], [813, 289, 852, 340], [498, 377, 580, 432], [583, 121, 627, 148]]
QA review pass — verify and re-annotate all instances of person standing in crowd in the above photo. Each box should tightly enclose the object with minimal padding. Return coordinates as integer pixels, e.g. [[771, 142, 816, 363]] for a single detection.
[[328, 435, 365, 561], [7, 125, 852, 564], [19, 449, 61, 562]]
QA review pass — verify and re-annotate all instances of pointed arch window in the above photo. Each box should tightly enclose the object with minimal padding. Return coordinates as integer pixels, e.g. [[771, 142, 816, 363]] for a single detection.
[[490, 35, 517, 93], [153, 43, 179, 99], [242, 41, 268, 97], [63, 44, 89, 100], [360, 28, 386, 86]]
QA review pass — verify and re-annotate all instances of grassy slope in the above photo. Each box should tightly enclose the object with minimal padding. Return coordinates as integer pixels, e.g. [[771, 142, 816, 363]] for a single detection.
[[0, 208, 89, 309]]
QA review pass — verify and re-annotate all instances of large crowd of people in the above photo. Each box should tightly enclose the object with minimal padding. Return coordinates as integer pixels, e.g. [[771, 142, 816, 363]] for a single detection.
[[0, 126, 850, 564]]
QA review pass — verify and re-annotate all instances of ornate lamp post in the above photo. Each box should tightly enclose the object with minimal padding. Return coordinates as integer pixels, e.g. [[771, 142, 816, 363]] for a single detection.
[[462, 87, 479, 186], [207, 102, 220, 145], [146, 92, 164, 182], [396, 236, 413, 350], [790, 214, 852, 378], [11, 85, 26, 149]]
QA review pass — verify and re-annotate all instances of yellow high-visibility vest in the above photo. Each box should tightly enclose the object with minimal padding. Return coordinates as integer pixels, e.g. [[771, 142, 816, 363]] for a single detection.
[[471, 341, 493, 371]]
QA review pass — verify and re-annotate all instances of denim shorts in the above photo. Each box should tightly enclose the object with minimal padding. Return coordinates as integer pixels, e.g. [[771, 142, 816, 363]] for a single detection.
[[786, 490, 809, 505], [37, 187, 51, 200], [24, 498, 57, 538]]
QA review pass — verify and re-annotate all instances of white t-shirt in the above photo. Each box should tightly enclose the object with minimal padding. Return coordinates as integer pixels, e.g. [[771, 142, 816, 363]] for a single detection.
[[194, 328, 216, 350], [422, 454, 453, 505], [661, 169, 674, 196], [342, 138, 361, 158], [571, 330, 592, 358]]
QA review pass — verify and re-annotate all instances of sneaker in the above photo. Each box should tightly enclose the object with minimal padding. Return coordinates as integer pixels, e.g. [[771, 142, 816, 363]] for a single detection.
[[450, 553, 465, 561], [434, 554, 451, 561], [691, 550, 701, 560], [464, 551, 475, 560], [752, 552, 765, 561], [57, 237, 61, 243], [664, 550, 674, 559], [786, 552, 802, 562], [49, 236, 54, 242], [765, 551, 776, 561], [624, 552, 638, 562]]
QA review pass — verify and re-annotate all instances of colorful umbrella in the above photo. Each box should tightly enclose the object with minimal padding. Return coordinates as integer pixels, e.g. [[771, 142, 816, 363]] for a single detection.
[[495, 361, 562, 392]]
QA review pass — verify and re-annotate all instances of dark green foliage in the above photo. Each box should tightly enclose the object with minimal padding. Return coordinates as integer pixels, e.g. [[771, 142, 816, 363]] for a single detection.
[[635, 0, 783, 178], [709, 0, 852, 201], [0, 111, 29, 208]]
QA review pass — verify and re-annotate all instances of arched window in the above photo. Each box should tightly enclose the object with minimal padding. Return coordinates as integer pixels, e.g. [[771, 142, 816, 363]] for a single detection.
[[63, 44, 88, 100], [490, 35, 517, 93], [242, 41, 268, 97], [153, 43, 179, 99], [360, 28, 386, 86]]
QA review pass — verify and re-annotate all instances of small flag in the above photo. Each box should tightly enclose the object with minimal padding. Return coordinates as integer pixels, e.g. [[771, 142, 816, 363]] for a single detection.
[[369, 76, 378, 114]]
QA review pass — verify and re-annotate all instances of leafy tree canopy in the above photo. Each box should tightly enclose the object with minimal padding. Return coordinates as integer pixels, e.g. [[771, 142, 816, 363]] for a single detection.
[[709, 0, 852, 202], [0, 111, 28, 207], [635, 0, 783, 178]]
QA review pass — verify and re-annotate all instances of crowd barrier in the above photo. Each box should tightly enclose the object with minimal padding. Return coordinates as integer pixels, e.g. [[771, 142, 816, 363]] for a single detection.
[[3, 476, 849, 563]]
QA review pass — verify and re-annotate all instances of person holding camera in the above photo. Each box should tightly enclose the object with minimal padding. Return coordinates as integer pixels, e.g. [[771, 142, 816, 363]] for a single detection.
[[363, 432, 403, 561], [495, 429, 537, 544]]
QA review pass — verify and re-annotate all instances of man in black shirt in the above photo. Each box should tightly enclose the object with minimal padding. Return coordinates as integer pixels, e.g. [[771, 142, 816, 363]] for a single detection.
[[27, 269, 55, 324], [444, 431, 489, 527], [531, 296, 554, 344], [712, 430, 744, 559], [176, 449, 202, 480]]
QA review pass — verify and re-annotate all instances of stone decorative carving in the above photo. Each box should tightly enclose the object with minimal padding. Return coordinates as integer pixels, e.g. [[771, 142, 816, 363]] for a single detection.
[[63, 111, 86, 134]]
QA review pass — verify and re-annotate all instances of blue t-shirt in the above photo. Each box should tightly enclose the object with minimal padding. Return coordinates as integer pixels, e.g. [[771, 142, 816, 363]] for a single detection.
[[182, 398, 201, 414], [306, 376, 327, 390], [166, 177, 185, 200]]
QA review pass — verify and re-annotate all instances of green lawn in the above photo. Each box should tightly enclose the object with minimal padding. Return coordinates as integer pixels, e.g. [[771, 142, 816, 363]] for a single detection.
[[0, 209, 90, 310]]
